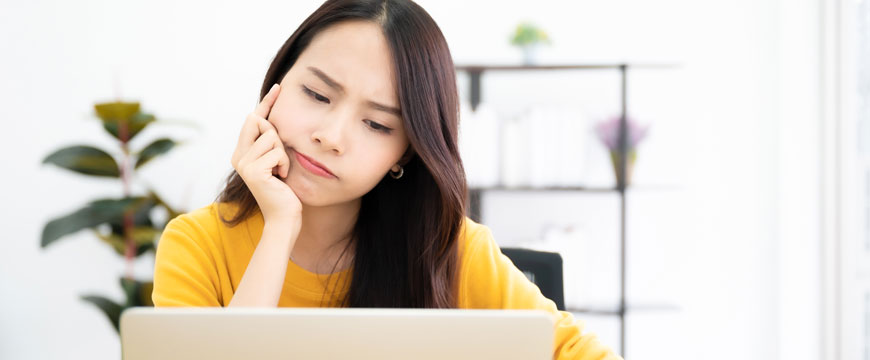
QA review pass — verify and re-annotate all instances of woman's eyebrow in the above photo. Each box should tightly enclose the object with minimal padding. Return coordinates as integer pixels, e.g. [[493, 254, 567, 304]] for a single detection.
[[368, 101, 402, 117], [307, 66, 402, 117], [308, 66, 344, 92]]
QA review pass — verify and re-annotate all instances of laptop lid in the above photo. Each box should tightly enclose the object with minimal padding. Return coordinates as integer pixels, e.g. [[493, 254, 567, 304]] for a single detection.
[[120, 307, 554, 360]]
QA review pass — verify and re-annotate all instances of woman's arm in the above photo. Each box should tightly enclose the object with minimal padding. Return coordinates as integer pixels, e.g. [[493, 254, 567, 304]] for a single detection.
[[227, 221, 297, 307]]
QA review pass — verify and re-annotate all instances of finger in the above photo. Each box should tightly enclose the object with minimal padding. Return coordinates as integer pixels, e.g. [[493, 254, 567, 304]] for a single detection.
[[272, 145, 291, 179], [255, 128, 289, 178], [234, 113, 265, 166], [255, 83, 281, 119], [256, 116, 277, 137], [238, 129, 280, 171], [255, 117, 286, 172], [253, 147, 291, 179], [234, 114, 281, 167], [257, 116, 285, 152]]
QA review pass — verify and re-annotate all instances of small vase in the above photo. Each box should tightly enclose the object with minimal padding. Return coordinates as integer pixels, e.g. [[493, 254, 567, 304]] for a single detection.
[[521, 44, 539, 65], [609, 150, 637, 186]]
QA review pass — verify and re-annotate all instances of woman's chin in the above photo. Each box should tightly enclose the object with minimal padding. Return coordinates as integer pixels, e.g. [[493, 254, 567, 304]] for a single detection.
[[284, 171, 321, 205]]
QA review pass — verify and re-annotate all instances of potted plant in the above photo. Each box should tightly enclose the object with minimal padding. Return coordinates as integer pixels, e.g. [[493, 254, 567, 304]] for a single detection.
[[594, 114, 650, 186], [40, 100, 186, 333], [510, 21, 551, 65]]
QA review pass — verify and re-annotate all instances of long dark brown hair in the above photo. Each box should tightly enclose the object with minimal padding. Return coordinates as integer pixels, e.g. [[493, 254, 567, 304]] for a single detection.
[[215, 0, 467, 308]]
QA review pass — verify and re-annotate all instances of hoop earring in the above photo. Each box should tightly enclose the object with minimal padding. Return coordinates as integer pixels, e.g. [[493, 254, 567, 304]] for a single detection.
[[389, 165, 404, 179]]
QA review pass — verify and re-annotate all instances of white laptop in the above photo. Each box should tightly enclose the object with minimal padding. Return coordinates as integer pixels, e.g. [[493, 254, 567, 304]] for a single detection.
[[120, 307, 554, 360]]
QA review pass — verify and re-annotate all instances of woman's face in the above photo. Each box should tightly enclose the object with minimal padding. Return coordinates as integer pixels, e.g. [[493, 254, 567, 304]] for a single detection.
[[268, 20, 410, 207]]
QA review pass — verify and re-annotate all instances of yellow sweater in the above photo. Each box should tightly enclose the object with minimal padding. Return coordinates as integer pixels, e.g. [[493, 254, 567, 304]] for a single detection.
[[152, 202, 621, 360]]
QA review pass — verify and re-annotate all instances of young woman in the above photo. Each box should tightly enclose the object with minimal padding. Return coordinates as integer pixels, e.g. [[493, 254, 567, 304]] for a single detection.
[[151, 0, 621, 358]]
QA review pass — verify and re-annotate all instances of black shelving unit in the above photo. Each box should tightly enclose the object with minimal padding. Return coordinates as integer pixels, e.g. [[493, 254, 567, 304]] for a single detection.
[[456, 63, 677, 358]]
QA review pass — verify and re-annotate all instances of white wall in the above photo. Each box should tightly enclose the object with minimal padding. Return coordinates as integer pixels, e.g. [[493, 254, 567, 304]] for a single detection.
[[0, 0, 823, 359]]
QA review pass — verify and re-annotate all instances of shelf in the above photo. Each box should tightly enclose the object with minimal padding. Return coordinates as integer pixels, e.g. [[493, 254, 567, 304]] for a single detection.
[[471, 185, 619, 193], [466, 183, 685, 223], [469, 184, 683, 193], [458, 60, 677, 358], [455, 63, 680, 71], [454, 62, 680, 112], [566, 303, 682, 316]]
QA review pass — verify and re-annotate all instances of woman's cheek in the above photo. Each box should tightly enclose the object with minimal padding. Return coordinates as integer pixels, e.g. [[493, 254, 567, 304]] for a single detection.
[[273, 99, 312, 132]]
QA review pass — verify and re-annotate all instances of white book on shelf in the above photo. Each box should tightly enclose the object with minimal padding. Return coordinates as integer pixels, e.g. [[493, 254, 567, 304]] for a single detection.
[[459, 101, 500, 187], [500, 110, 532, 187], [556, 106, 589, 187]]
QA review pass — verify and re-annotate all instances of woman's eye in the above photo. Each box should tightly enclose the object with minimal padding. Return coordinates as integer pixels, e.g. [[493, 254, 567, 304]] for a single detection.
[[302, 86, 330, 104], [365, 120, 393, 134], [301, 85, 392, 135]]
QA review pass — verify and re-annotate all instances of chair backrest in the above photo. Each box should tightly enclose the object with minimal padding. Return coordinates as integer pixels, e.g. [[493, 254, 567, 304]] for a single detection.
[[500, 247, 566, 311]]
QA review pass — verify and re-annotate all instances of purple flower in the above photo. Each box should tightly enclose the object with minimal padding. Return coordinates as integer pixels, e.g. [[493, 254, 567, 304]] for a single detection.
[[595, 115, 650, 152]]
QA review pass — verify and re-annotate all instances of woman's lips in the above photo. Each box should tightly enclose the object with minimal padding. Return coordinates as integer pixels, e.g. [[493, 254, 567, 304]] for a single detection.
[[292, 149, 337, 179]]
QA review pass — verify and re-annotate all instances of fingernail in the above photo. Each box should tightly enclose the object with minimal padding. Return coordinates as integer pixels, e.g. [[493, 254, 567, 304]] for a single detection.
[[270, 83, 279, 93]]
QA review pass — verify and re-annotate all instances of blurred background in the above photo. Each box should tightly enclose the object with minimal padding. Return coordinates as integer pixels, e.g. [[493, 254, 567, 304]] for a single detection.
[[0, 0, 866, 359]]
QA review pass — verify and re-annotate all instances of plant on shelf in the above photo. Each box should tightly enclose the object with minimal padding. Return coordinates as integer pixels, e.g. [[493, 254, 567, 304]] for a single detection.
[[40, 100, 187, 333], [595, 114, 650, 186], [510, 21, 551, 65]]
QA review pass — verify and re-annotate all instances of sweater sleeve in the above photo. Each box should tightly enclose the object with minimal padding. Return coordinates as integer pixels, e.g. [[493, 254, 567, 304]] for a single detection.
[[461, 225, 622, 360], [151, 214, 223, 307]]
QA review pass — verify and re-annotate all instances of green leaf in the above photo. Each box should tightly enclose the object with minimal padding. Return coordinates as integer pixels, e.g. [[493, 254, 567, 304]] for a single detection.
[[94, 102, 140, 121], [510, 22, 550, 46], [139, 282, 154, 306], [120, 278, 155, 307], [89, 195, 159, 256], [95, 102, 155, 142], [41, 197, 153, 248], [120, 278, 137, 306], [135, 242, 155, 256], [149, 189, 183, 221], [94, 226, 160, 257], [110, 196, 156, 230], [103, 112, 155, 142], [42, 145, 120, 177], [134, 138, 177, 169], [81, 295, 122, 333]]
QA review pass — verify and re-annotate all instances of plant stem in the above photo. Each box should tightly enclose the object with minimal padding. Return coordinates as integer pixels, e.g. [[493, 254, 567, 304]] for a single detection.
[[120, 119, 134, 282]]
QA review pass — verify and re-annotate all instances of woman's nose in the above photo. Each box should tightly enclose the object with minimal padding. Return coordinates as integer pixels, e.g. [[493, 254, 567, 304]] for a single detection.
[[310, 112, 349, 155]]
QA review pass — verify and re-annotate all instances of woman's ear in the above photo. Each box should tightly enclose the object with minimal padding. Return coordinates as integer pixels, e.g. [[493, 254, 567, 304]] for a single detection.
[[398, 146, 415, 166]]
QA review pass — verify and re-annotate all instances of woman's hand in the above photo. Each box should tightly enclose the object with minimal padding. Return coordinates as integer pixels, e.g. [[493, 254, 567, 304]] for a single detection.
[[231, 84, 303, 229]]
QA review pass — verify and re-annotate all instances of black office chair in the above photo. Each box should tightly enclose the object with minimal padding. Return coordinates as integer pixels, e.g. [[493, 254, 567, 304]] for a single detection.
[[500, 247, 566, 311]]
